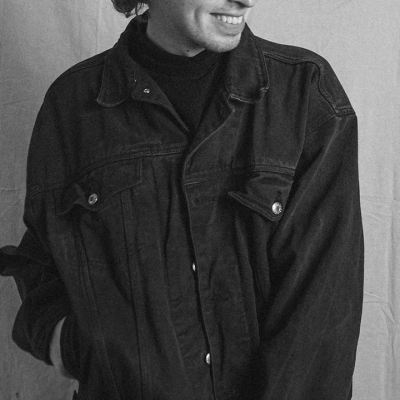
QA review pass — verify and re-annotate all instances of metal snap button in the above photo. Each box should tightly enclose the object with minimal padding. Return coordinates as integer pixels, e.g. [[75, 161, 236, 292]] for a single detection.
[[192, 263, 196, 272], [88, 193, 98, 206], [205, 353, 211, 365], [272, 202, 283, 215], [143, 88, 150, 94]]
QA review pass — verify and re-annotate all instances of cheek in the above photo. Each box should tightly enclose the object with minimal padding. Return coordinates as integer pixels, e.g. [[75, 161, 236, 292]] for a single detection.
[[196, 11, 219, 35]]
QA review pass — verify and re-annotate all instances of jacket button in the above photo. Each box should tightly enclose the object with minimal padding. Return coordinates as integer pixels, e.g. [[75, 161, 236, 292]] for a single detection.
[[192, 263, 196, 272], [205, 353, 211, 365], [88, 193, 98, 205], [143, 88, 150, 94], [272, 202, 283, 215]]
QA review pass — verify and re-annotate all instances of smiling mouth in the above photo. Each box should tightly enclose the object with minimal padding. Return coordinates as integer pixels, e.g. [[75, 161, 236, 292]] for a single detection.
[[214, 15, 244, 25]]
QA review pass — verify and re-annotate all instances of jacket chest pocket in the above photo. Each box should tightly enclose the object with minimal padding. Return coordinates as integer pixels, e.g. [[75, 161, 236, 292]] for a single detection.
[[228, 169, 293, 222], [53, 158, 142, 268]]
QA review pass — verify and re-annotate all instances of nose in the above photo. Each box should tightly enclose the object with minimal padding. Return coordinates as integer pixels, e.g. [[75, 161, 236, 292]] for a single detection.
[[229, 0, 256, 8]]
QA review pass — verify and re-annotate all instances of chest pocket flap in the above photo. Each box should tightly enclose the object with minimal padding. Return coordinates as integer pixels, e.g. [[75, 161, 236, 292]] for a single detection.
[[54, 158, 142, 215], [228, 169, 294, 221]]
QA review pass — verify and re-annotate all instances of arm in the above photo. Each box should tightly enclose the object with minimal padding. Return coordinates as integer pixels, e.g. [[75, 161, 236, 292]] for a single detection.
[[0, 79, 94, 381], [1, 219, 83, 380], [260, 113, 363, 399], [0, 225, 73, 375]]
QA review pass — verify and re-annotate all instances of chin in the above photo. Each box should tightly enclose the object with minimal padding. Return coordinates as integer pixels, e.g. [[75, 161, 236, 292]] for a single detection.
[[202, 34, 242, 53]]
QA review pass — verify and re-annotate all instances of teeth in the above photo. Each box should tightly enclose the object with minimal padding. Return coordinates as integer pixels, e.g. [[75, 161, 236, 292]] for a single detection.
[[215, 15, 243, 25]]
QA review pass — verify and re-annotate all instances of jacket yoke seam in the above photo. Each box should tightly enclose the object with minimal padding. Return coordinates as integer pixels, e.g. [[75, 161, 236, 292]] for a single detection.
[[47, 51, 109, 91], [262, 51, 354, 117]]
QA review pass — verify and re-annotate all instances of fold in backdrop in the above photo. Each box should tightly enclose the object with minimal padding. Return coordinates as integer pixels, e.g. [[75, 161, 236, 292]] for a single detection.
[[1, 0, 399, 399]]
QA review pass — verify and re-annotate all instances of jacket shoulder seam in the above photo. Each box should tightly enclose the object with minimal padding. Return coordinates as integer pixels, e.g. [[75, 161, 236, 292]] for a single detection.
[[261, 49, 353, 116], [305, 112, 356, 137], [48, 50, 110, 90]]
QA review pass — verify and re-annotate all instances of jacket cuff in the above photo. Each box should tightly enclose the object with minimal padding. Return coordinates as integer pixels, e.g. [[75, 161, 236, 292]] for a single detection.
[[11, 297, 70, 366], [60, 313, 81, 380]]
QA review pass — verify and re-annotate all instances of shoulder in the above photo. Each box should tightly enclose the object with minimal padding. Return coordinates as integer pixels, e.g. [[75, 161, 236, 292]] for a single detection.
[[254, 35, 354, 116], [43, 49, 111, 106], [53, 50, 109, 87], [27, 50, 113, 191], [35, 49, 112, 130]]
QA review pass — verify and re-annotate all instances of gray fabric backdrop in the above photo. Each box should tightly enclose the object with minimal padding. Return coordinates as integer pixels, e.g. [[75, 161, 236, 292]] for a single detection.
[[1, 1, 399, 399]]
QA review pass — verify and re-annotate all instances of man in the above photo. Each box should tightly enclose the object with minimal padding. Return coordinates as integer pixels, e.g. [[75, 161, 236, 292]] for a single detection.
[[0, 0, 364, 399]]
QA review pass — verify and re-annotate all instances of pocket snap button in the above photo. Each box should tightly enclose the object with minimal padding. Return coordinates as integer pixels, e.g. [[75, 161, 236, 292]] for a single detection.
[[88, 193, 98, 205], [272, 202, 283, 215]]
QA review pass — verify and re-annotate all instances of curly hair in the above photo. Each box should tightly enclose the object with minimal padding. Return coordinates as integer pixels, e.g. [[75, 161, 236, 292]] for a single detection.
[[111, 0, 147, 17]]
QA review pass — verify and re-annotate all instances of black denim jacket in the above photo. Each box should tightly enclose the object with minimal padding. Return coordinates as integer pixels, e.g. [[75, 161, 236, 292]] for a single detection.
[[0, 14, 363, 400]]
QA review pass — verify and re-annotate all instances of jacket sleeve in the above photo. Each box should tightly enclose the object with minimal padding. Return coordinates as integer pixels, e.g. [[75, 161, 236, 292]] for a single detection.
[[0, 84, 91, 378], [259, 112, 364, 399], [0, 220, 71, 365]]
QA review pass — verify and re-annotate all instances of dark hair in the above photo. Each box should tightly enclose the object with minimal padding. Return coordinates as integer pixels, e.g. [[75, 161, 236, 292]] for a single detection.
[[111, 0, 147, 17]]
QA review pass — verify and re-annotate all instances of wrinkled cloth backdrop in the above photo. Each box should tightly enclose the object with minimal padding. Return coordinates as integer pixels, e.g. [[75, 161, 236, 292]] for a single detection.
[[1, 1, 399, 399]]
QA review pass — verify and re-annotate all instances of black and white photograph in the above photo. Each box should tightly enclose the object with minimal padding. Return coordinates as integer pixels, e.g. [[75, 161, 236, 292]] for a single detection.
[[0, 1, 398, 399]]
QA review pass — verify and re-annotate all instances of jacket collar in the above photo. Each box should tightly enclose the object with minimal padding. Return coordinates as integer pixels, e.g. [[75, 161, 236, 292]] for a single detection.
[[223, 24, 270, 103], [96, 13, 269, 107]]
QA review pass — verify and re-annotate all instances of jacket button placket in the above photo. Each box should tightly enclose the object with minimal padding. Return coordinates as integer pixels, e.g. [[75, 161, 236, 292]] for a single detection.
[[183, 176, 225, 397]]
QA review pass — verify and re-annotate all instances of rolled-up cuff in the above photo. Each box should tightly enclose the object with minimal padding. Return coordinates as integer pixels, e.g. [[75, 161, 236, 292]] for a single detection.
[[60, 313, 82, 380]]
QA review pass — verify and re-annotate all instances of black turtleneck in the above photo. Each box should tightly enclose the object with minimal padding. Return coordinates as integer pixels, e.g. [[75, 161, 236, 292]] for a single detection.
[[129, 21, 227, 134]]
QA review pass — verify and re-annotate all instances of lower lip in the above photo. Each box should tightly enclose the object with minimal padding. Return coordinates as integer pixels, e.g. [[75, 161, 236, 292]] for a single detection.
[[212, 15, 245, 35]]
